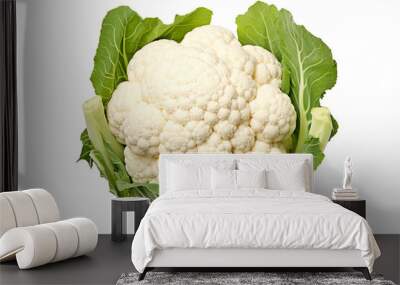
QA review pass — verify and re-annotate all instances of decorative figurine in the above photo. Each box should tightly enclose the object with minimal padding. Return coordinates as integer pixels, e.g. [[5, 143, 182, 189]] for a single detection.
[[342, 156, 353, 190]]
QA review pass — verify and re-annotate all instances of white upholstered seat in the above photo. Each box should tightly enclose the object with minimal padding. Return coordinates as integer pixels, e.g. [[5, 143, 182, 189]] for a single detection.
[[0, 189, 98, 269]]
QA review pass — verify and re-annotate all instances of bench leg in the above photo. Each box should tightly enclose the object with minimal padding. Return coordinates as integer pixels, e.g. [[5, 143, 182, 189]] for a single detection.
[[354, 267, 371, 280]]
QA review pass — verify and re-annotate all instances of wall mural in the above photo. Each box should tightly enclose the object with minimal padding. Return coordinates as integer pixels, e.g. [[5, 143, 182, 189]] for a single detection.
[[78, 1, 338, 198]]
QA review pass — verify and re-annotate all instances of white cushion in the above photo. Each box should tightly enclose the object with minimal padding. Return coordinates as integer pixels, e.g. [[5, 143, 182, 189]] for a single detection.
[[0, 189, 60, 236], [65, 218, 98, 257], [0, 218, 98, 269], [211, 169, 268, 191], [0, 226, 57, 268], [42, 221, 78, 262], [211, 168, 236, 190], [0, 196, 16, 237], [236, 169, 267, 189], [238, 159, 308, 191], [0, 189, 98, 269], [166, 160, 235, 192], [24, 189, 60, 224], [0, 192, 39, 227], [167, 163, 210, 191]]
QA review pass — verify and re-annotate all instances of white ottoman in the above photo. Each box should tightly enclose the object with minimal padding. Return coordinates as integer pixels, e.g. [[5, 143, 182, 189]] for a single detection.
[[0, 189, 98, 269]]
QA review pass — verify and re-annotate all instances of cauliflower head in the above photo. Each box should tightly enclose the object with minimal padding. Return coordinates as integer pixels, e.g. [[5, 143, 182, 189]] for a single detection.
[[107, 25, 296, 182]]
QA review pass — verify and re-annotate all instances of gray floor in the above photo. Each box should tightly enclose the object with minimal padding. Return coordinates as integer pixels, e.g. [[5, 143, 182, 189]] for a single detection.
[[0, 235, 399, 285], [0, 235, 134, 285]]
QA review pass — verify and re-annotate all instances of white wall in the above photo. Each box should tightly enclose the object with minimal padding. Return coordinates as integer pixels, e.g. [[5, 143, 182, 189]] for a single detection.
[[16, 0, 400, 233]]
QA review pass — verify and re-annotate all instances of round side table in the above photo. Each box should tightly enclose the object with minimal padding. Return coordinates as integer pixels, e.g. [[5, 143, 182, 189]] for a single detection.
[[111, 197, 150, 242]]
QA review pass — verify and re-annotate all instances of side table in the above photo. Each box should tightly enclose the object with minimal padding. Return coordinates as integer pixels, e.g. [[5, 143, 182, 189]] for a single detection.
[[332, 199, 366, 219], [111, 197, 150, 241]]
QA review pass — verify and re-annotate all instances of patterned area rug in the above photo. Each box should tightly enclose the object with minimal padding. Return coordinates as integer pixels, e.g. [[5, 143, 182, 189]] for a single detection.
[[116, 272, 396, 285]]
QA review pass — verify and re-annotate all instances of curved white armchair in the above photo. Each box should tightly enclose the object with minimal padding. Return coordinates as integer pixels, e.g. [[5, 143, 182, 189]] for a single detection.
[[0, 189, 98, 269]]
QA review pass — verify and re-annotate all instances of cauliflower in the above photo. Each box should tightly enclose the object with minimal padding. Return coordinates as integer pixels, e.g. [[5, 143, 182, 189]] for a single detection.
[[106, 25, 296, 182]]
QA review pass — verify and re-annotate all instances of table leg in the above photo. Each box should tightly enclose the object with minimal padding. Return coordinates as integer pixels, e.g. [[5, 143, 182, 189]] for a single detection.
[[112, 201, 126, 241], [134, 202, 149, 234]]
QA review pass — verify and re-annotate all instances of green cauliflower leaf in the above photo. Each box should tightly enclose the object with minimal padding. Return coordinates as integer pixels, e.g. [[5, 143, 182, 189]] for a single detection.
[[236, 1, 338, 168], [90, 6, 212, 107]]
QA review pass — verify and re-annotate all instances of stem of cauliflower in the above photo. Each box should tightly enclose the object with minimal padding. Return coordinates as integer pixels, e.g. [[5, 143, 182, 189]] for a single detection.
[[295, 101, 308, 153], [308, 107, 333, 151], [294, 51, 308, 153], [83, 96, 124, 162], [83, 96, 125, 195]]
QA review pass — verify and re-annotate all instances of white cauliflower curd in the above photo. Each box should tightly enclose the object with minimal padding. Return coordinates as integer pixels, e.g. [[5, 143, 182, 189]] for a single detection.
[[107, 25, 296, 182]]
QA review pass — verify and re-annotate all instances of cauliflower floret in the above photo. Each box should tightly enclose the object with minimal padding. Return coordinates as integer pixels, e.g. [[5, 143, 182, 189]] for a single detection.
[[124, 148, 158, 182], [107, 25, 297, 182], [182, 25, 255, 76], [159, 122, 194, 153], [250, 85, 296, 143], [107, 82, 142, 144], [128, 39, 228, 112], [197, 133, 232, 153], [231, 125, 255, 153], [252, 140, 286, 154], [243, 45, 282, 87], [122, 103, 165, 157]]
